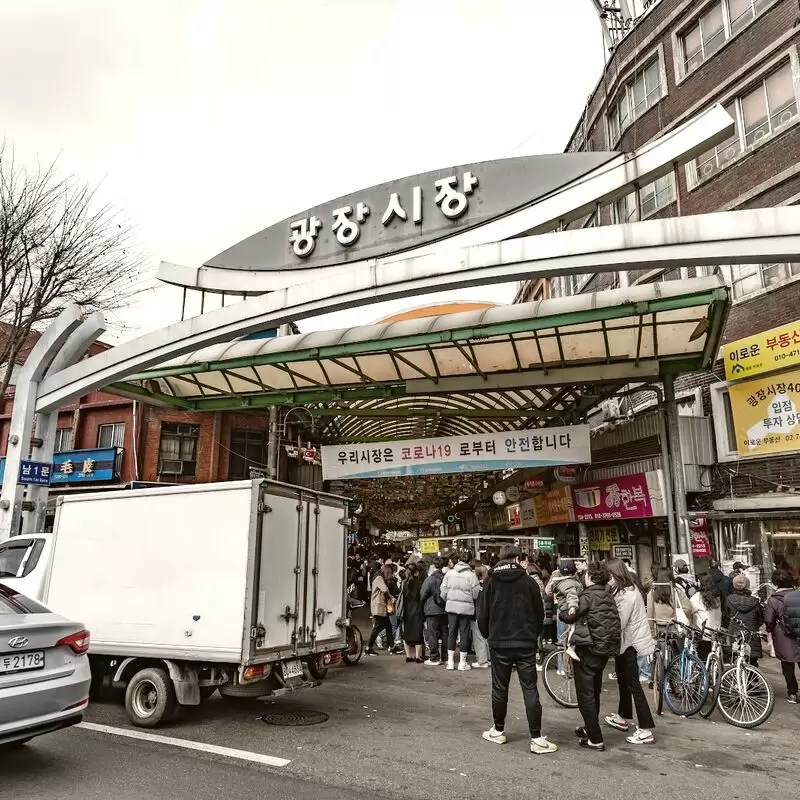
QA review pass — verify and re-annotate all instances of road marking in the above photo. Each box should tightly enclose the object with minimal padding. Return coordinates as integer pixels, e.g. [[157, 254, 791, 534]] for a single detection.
[[76, 722, 291, 767]]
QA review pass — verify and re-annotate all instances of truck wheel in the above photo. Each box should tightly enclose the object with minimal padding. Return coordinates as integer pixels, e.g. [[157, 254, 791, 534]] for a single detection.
[[125, 668, 177, 728], [306, 655, 329, 680]]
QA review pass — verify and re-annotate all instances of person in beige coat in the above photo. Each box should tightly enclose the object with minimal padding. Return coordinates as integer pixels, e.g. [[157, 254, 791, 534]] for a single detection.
[[365, 566, 397, 656], [604, 558, 657, 746]]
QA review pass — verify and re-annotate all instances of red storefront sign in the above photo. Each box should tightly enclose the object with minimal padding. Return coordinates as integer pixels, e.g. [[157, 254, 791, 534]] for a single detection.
[[572, 473, 653, 522], [689, 518, 712, 557]]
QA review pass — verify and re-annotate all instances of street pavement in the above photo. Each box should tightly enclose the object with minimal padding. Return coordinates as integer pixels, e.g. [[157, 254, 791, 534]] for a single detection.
[[4, 627, 799, 799]]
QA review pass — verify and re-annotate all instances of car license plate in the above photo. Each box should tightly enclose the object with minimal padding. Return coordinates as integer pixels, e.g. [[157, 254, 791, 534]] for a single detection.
[[281, 659, 303, 680], [0, 651, 45, 674]]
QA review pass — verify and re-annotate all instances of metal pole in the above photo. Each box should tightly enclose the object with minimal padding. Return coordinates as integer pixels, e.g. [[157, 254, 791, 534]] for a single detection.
[[664, 375, 690, 557], [266, 324, 292, 481], [657, 400, 679, 558], [267, 406, 279, 481]]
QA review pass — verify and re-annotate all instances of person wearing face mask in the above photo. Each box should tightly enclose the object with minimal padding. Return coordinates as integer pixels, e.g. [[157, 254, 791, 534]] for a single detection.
[[603, 557, 656, 746]]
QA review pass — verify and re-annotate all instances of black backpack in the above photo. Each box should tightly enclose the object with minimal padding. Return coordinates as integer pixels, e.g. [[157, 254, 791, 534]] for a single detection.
[[781, 589, 800, 640]]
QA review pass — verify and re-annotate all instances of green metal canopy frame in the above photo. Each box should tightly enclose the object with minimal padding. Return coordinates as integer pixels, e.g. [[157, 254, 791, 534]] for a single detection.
[[110, 276, 729, 444]]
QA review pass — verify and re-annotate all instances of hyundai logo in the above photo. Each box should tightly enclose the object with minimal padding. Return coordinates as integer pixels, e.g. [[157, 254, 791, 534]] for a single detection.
[[7, 636, 28, 649]]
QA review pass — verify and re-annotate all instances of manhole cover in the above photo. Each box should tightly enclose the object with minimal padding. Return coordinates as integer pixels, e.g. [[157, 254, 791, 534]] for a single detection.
[[261, 710, 330, 726]]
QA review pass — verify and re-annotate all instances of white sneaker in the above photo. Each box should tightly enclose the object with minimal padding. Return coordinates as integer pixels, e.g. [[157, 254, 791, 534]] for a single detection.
[[472, 662, 490, 669], [458, 662, 472, 671], [446, 662, 455, 670], [482, 726, 507, 745], [626, 728, 655, 745], [530, 736, 558, 754], [423, 658, 441, 666], [604, 713, 629, 732]]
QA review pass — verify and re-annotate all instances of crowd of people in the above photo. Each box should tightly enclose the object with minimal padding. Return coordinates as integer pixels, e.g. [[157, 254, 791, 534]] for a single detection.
[[346, 546, 800, 754]]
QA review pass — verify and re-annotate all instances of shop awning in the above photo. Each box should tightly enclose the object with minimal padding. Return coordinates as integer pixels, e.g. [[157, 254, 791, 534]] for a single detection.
[[111, 275, 729, 443]]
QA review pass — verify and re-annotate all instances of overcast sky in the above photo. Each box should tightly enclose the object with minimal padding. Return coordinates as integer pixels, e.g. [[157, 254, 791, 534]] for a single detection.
[[1, 0, 604, 340]]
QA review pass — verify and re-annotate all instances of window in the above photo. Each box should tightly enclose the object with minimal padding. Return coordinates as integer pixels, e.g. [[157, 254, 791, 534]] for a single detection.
[[228, 429, 267, 480], [690, 63, 798, 186], [0, 540, 31, 579], [158, 423, 200, 476], [97, 422, 125, 449], [727, 263, 800, 300], [710, 382, 740, 461], [614, 172, 676, 223], [680, 0, 774, 74], [54, 427, 73, 452], [608, 59, 663, 142]]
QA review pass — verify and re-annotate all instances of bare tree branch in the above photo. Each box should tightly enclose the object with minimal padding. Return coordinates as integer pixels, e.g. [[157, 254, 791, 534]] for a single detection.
[[0, 141, 145, 400]]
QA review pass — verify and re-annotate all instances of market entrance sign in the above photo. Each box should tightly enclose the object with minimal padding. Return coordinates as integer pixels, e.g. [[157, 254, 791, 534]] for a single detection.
[[728, 368, 800, 456], [199, 153, 617, 275], [723, 319, 800, 381], [321, 426, 591, 480]]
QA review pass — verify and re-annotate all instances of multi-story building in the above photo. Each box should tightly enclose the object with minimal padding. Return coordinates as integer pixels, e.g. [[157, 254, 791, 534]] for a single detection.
[[517, 0, 800, 581]]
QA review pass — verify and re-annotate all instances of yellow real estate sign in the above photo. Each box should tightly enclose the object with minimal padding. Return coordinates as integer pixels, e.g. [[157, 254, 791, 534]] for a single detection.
[[723, 319, 800, 382], [419, 538, 440, 555], [728, 368, 800, 457]]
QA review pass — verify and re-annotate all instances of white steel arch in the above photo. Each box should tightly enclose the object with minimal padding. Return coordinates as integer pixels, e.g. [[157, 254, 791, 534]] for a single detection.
[[35, 205, 800, 413]]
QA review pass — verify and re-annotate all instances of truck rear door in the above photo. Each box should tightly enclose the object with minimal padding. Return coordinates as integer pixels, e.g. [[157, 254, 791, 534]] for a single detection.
[[245, 483, 347, 662]]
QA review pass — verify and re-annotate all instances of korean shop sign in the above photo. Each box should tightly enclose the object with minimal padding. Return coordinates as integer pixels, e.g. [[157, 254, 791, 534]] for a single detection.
[[723, 319, 800, 381], [588, 526, 620, 551], [728, 369, 800, 457], [419, 539, 440, 555], [572, 472, 655, 522], [50, 447, 120, 484], [202, 153, 617, 273], [320, 426, 590, 480], [533, 486, 575, 526]]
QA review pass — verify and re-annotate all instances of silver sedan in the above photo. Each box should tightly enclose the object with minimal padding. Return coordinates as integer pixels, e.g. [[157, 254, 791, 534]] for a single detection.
[[0, 583, 91, 747]]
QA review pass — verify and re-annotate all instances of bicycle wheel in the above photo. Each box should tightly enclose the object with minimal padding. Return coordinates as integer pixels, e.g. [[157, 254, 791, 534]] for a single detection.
[[663, 650, 708, 717], [541, 648, 579, 708], [699, 653, 723, 719], [343, 625, 363, 666], [650, 649, 665, 716], [716, 665, 775, 729]]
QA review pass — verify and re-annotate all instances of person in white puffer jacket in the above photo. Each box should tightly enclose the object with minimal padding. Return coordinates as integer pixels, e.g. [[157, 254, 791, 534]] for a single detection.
[[440, 549, 481, 671]]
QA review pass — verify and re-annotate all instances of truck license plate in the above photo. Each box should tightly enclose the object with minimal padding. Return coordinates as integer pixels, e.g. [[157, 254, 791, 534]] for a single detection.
[[281, 659, 303, 680], [0, 651, 45, 674]]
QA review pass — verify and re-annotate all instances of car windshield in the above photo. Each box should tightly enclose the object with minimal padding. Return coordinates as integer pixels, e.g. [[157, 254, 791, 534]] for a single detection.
[[0, 584, 49, 615]]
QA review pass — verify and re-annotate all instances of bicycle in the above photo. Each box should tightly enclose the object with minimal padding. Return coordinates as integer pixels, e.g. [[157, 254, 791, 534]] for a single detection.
[[715, 627, 775, 729], [699, 625, 726, 719], [662, 622, 709, 717], [649, 621, 680, 716], [541, 631, 578, 708]]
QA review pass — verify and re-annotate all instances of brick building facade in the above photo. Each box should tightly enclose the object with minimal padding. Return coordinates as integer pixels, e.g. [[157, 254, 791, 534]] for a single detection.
[[517, 0, 800, 580]]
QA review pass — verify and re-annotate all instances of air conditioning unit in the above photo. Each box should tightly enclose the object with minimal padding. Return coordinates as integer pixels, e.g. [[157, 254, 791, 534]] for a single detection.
[[601, 398, 622, 421], [158, 459, 184, 475]]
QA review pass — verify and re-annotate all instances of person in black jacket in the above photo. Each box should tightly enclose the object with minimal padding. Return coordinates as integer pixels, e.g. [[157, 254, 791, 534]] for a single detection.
[[560, 561, 621, 752], [419, 557, 449, 665], [477, 544, 558, 755]]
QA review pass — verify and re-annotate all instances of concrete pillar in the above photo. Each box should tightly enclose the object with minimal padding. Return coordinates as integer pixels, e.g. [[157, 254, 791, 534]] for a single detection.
[[21, 313, 106, 534], [0, 307, 86, 541]]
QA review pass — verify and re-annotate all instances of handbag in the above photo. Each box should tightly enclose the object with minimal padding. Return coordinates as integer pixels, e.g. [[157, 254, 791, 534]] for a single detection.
[[386, 597, 396, 616]]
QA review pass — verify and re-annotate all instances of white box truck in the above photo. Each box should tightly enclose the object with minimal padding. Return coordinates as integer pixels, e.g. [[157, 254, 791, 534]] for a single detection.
[[0, 479, 350, 727]]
